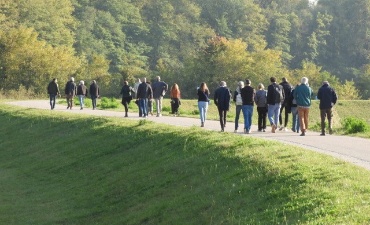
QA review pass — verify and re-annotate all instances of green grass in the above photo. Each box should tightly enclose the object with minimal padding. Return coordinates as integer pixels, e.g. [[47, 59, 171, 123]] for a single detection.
[[2, 103, 370, 224]]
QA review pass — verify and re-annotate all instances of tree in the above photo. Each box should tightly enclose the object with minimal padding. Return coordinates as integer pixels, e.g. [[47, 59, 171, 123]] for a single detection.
[[17, 0, 77, 47], [0, 27, 81, 93]]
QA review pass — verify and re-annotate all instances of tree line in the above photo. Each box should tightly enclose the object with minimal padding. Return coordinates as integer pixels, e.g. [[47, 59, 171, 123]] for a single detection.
[[0, 0, 368, 99]]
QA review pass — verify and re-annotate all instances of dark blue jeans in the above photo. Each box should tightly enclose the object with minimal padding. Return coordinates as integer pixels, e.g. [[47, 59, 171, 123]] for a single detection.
[[91, 95, 97, 109], [49, 94, 56, 109], [139, 98, 148, 117]]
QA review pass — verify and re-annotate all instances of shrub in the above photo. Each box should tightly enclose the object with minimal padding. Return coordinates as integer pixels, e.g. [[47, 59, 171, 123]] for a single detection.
[[100, 97, 119, 109], [341, 117, 369, 134]]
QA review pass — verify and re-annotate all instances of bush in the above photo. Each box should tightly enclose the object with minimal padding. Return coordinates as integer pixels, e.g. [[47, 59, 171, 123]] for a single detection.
[[341, 117, 369, 134], [100, 97, 119, 109]]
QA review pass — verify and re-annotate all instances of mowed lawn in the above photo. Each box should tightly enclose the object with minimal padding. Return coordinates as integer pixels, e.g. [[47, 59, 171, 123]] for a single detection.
[[1, 103, 370, 224]]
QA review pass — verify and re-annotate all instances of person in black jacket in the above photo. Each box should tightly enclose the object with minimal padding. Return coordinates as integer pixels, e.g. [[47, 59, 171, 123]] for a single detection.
[[89, 80, 100, 110], [267, 77, 284, 133], [76, 80, 88, 110], [120, 81, 135, 117], [241, 79, 255, 134], [278, 77, 292, 131], [317, 81, 338, 135], [136, 78, 153, 118], [47, 78, 60, 110], [214, 81, 232, 132], [64, 77, 77, 110]]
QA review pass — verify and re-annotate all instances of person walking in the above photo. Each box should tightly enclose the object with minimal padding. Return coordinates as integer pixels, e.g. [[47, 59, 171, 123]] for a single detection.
[[133, 78, 141, 99], [197, 82, 210, 127], [64, 77, 77, 110], [289, 84, 300, 133], [170, 83, 181, 116], [47, 78, 60, 110], [317, 81, 338, 135], [241, 79, 255, 134], [151, 76, 168, 117], [267, 77, 284, 133], [136, 78, 153, 118], [146, 81, 154, 116], [77, 80, 88, 110], [214, 81, 232, 132], [89, 80, 100, 110], [278, 77, 292, 131], [120, 81, 135, 117], [233, 81, 244, 133], [294, 77, 313, 136], [254, 83, 267, 132]]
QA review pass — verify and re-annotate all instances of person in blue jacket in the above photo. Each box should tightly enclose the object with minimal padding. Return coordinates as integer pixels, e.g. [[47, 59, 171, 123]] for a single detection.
[[214, 81, 232, 132], [317, 81, 338, 135]]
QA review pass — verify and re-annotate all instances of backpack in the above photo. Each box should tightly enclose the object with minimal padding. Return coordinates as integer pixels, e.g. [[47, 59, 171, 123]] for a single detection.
[[273, 84, 284, 103], [236, 92, 243, 105]]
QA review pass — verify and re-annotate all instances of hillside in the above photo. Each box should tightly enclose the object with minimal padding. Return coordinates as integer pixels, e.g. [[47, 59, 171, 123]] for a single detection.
[[1, 104, 370, 224]]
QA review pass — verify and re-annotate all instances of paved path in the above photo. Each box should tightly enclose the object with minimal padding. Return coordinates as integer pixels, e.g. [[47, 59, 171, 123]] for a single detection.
[[7, 100, 370, 171]]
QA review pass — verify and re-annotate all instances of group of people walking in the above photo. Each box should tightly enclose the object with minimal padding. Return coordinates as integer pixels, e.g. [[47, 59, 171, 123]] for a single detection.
[[202, 76, 337, 136], [47, 77, 100, 110], [122, 76, 181, 118], [48, 75, 338, 136]]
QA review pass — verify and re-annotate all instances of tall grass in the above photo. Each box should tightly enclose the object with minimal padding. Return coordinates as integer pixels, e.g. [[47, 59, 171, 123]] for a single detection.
[[1, 104, 370, 224]]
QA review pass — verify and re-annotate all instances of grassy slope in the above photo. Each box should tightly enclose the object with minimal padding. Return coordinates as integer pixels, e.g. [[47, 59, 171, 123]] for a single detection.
[[1, 104, 370, 224]]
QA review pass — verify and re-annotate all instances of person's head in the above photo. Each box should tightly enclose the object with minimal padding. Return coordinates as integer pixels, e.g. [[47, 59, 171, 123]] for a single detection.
[[238, 81, 244, 88], [270, 77, 276, 83], [172, 83, 179, 90], [70, 77, 74, 82], [156, 76, 161, 81], [200, 82, 208, 92], [142, 77, 147, 83], [258, 83, 265, 90], [245, 79, 251, 86], [92, 80, 96, 84], [282, 77, 288, 82], [80, 80, 84, 85], [137, 78, 141, 83], [220, 81, 226, 87], [322, 81, 329, 86], [53, 78, 57, 83], [301, 77, 309, 85], [123, 81, 128, 85]]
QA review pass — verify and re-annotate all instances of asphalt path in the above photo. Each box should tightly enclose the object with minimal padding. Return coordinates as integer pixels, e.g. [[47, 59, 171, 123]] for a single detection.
[[7, 100, 370, 171]]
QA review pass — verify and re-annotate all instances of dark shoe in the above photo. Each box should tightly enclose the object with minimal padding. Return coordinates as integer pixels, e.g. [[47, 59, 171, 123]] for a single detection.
[[320, 133, 325, 136], [300, 132, 305, 136], [201, 122, 204, 127], [329, 129, 333, 135]]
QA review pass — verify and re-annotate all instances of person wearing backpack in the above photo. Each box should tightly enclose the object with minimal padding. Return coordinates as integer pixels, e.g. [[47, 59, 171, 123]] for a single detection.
[[267, 77, 284, 133], [233, 81, 244, 133], [254, 83, 268, 132], [64, 77, 77, 110], [120, 81, 135, 117], [278, 77, 292, 131], [76, 80, 88, 110]]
